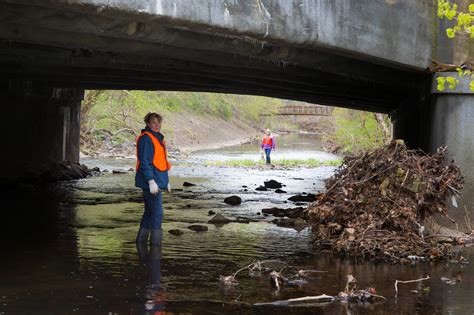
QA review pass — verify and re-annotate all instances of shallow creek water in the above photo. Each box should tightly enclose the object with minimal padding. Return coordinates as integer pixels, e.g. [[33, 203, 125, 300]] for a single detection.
[[1, 134, 473, 314]]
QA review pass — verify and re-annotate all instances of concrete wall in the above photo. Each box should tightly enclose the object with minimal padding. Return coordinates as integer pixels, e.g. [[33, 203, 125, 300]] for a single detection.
[[55, 0, 435, 70], [430, 74, 474, 228], [0, 81, 83, 181], [393, 73, 474, 229]]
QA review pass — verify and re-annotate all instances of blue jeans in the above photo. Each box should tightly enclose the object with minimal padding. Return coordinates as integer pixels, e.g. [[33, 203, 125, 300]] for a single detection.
[[141, 189, 163, 229], [265, 149, 272, 164]]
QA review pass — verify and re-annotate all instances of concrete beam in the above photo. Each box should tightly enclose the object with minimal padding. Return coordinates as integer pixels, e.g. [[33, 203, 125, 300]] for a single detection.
[[0, 0, 436, 70]]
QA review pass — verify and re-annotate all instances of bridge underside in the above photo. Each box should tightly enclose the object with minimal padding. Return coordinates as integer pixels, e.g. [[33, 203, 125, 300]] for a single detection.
[[0, 1, 430, 114]]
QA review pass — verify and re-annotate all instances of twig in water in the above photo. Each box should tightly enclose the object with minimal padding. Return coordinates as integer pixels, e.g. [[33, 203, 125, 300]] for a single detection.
[[254, 294, 335, 306], [394, 275, 430, 293]]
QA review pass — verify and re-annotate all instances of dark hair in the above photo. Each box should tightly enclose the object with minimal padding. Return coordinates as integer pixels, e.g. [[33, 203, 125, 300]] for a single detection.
[[144, 112, 163, 124]]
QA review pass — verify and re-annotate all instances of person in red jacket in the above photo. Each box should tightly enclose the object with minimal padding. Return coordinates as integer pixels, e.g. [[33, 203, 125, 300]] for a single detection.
[[261, 129, 276, 164]]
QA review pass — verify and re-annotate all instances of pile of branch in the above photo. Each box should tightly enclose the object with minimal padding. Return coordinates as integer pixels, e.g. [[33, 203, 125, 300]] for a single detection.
[[308, 140, 464, 261]]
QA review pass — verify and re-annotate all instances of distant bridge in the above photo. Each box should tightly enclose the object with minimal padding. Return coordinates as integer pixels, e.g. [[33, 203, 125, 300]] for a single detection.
[[261, 105, 333, 116]]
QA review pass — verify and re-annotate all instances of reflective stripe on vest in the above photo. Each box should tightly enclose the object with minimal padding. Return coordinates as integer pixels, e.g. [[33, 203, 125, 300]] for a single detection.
[[135, 131, 171, 172]]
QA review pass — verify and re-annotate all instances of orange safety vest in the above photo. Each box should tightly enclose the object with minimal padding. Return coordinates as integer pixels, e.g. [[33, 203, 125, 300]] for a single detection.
[[262, 135, 273, 146], [135, 131, 171, 172]]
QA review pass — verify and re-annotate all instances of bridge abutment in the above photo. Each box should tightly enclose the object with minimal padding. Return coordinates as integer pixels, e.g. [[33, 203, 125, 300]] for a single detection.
[[393, 73, 474, 229], [0, 81, 84, 181]]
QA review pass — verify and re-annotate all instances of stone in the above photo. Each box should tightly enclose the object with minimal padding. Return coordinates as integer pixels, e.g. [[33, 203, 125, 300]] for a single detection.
[[187, 225, 208, 232], [255, 186, 268, 191], [264, 180, 283, 189], [169, 229, 184, 236], [262, 207, 304, 218], [275, 218, 309, 232], [262, 207, 286, 217], [91, 167, 100, 172], [286, 207, 305, 218], [224, 195, 241, 205], [288, 194, 317, 202], [42, 161, 91, 181], [208, 213, 232, 224], [208, 210, 216, 215], [128, 167, 134, 172], [275, 189, 287, 193], [183, 182, 196, 186], [236, 217, 250, 224], [112, 169, 127, 174]]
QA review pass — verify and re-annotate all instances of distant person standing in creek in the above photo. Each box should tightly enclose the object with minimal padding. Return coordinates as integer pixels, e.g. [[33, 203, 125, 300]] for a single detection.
[[135, 112, 171, 244], [261, 128, 276, 165]]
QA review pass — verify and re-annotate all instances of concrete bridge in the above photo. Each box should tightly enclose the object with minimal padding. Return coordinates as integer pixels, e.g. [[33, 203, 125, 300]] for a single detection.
[[0, 0, 473, 217]]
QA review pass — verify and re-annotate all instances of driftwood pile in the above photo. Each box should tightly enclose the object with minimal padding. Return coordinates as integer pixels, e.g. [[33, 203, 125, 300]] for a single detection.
[[308, 140, 465, 261]]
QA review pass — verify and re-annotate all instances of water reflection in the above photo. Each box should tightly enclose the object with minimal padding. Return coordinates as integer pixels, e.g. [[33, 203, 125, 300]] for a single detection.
[[1, 134, 473, 314], [137, 239, 165, 314]]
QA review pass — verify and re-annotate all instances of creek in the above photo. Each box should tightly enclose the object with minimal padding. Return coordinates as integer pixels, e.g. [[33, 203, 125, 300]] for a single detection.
[[0, 134, 472, 314]]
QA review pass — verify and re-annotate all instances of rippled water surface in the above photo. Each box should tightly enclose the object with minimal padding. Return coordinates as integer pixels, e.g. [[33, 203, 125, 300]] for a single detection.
[[1, 134, 473, 314]]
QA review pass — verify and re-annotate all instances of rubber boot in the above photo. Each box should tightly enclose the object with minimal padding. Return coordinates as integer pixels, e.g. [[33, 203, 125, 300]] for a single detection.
[[150, 228, 163, 245], [136, 227, 150, 243]]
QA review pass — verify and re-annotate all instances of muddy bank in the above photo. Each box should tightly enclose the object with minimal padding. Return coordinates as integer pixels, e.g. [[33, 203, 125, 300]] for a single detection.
[[81, 112, 263, 158]]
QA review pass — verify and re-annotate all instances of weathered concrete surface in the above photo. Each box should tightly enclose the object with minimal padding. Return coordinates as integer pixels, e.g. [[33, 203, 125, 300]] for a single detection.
[[0, 81, 84, 181], [430, 74, 474, 229], [393, 73, 474, 229], [0, 0, 437, 113], [33, 0, 435, 69]]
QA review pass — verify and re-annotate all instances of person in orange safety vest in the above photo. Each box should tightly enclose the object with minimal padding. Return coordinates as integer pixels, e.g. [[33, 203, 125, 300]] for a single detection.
[[135, 112, 171, 245]]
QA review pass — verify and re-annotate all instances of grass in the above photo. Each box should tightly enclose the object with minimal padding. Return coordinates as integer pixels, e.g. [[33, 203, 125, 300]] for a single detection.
[[207, 158, 342, 168]]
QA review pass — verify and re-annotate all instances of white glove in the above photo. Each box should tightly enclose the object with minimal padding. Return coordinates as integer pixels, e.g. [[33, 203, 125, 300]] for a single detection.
[[167, 183, 172, 193], [148, 179, 160, 195]]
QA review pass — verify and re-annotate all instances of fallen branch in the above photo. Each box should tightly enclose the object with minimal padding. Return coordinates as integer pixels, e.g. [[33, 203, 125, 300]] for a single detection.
[[254, 294, 335, 306], [394, 275, 430, 293]]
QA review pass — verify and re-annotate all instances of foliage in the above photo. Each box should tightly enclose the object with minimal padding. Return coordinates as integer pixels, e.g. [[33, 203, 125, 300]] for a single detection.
[[438, 0, 474, 38], [81, 90, 284, 148], [328, 108, 391, 154], [436, 0, 474, 91]]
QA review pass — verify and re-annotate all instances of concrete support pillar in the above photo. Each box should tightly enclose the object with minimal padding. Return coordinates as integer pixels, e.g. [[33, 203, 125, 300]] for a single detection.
[[393, 73, 474, 229], [0, 80, 84, 181]]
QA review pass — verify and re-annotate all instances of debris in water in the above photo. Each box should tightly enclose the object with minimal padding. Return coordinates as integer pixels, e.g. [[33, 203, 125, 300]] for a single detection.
[[308, 141, 467, 262], [394, 275, 430, 293]]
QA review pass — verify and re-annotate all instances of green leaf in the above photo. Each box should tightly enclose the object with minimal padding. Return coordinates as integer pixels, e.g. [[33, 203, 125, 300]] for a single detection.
[[446, 28, 455, 38], [446, 76, 459, 89], [436, 77, 446, 91], [470, 80, 474, 91], [469, 4, 474, 14]]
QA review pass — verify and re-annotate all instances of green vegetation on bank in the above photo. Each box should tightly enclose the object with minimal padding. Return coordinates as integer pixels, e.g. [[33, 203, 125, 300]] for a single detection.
[[327, 108, 391, 153], [81, 90, 285, 149], [207, 158, 342, 168]]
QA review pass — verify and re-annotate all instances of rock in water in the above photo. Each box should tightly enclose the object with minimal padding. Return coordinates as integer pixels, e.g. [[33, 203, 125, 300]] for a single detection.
[[255, 186, 268, 191], [208, 210, 216, 215], [288, 194, 317, 202], [264, 180, 283, 189], [275, 218, 309, 232], [208, 213, 232, 224], [187, 225, 208, 232], [224, 196, 241, 205], [169, 229, 184, 236], [275, 189, 287, 193], [112, 169, 127, 174], [183, 182, 196, 187]]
